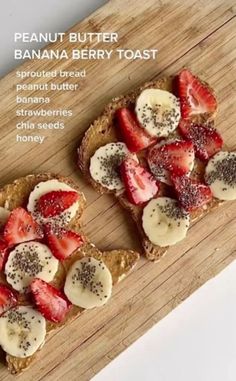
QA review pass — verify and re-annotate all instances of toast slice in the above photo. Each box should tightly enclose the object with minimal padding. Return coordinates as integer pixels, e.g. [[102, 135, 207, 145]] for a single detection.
[[78, 76, 223, 261], [0, 173, 139, 374]]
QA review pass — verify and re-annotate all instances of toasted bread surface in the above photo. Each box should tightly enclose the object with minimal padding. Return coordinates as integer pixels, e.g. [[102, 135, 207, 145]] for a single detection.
[[0, 174, 139, 374], [78, 77, 222, 261]]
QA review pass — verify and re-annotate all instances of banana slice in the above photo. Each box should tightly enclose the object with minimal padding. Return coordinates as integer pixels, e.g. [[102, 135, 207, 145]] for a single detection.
[[64, 257, 112, 309], [0, 306, 46, 358], [5, 241, 59, 293], [142, 197, 190, 247], [205, 151, 236, 200], [0, 207, 10, 228], [135, 89, 181, 138], [27, 179, 79, 226], [90, 142, 131, 191]]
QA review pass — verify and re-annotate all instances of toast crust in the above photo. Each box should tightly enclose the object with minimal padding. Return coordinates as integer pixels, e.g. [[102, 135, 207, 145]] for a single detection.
[[78, 76, 223, 261], [0, 173, 139, 374]]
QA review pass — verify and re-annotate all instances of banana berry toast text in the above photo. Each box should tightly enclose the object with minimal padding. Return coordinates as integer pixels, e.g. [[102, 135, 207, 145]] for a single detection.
[[0, 174, 139, 374], [78, 69, 236, 261]]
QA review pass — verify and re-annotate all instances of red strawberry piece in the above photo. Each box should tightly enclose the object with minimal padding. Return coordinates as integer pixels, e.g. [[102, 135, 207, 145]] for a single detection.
[[116, 108, 157, 153], [4, 207, 43, 246], [0, 284, 18, 316], [38, 190, 79, 218], [178, 69, 217, 119], [0, 239, 9, 271], [172, 174, 212, 211], [178, 119, 223, 161], [31, 278, 71, 323], [44, 225, 84, 260], [148, 140, 195, 177], [120, 157, 159, 205]]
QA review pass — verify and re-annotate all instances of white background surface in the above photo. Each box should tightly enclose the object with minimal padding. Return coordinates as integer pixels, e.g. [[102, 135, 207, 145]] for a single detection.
[[0, 1, 236, 380], [93, 263, 236, 381]]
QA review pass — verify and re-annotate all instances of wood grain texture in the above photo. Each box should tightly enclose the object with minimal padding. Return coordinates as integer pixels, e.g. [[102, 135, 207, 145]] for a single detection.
[[0, 0, 236, 379]]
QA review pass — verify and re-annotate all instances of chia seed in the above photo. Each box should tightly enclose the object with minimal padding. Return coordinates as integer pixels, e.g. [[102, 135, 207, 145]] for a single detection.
[[11, 250, 43, 278], [139, 100, 180, 136], [206, 154, 236, 187], [34, 200, 73, 228], [72, 259, 105, 298], [100, 150, 126, 187], [159, 200, 188, 220], [2, 308, 37, 354]]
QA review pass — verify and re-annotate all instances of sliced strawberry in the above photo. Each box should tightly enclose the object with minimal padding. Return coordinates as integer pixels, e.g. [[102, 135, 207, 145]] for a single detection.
[[0, 239, 9, 271], [0, 284, 18, 316], [31, 278, 71, 323], [44, 225, 84, 260], [116, 108, 157, 153], [120, 158, 159, 205], [4, 207, 43, 246], [178, 119, 223, 161], [38, 190, 79, 218], [148, 140, 195, 177], [178, 69, 217, 119], [172, 174, 212, 211]]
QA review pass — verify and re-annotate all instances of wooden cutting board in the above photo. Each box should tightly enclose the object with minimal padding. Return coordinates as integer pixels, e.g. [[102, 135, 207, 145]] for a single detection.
[[0, 0, 236, 380]]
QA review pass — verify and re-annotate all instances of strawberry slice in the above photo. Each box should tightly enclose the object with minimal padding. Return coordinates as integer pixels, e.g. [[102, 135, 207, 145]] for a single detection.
[[116, 108, 157, 152], [44, 225, 84, 260], [120, 158, 159, 205], [178, 119, 223, 161], [0, 284, 18, 316], [0, 239, 9, 271], [38, 190, 79, 218], [178, 69, 217, 119], [31, 278, 71, 323], [4, 207, 43, 246], [148, 140, 195, 177], [172, 174, 212, 211]]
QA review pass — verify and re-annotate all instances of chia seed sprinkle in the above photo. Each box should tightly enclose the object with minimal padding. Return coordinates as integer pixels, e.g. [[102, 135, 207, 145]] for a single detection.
[[100, 151, 126, 187], [206, 154, 236, 187], [91, 143, 129, 189], [11, 250, 43, 277], [175, 175, 211, 210], [183, 121, 217, 156], [72, 259, 106, 298], [159, 200, 188, 220], [6, 309, 30, 329], [2, 308, 34, 353], [33, 202, 73, 228], [139, 100, 180, 136], [6, 242, 56, 291]]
